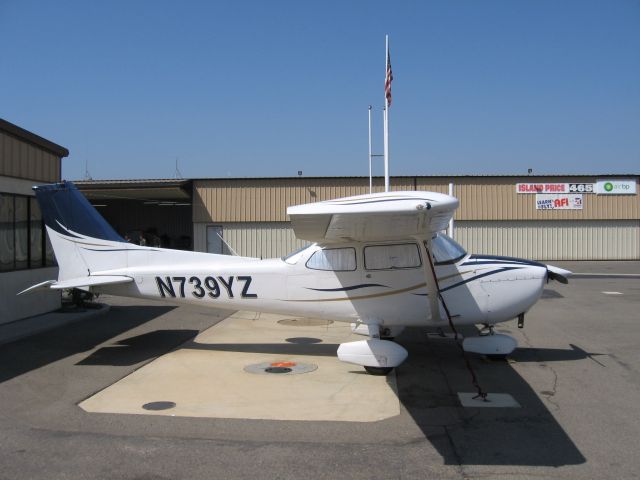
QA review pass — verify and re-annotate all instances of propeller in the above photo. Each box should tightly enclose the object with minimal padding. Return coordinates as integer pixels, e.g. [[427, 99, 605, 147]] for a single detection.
[[545, 264, 572, 284]]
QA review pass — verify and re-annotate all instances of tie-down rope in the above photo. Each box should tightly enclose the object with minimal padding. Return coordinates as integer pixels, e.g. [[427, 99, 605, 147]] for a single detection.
[[425, 245, 488, 401]]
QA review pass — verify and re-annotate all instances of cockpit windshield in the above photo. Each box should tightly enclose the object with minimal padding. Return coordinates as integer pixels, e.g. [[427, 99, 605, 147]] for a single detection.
[[431, 234, 467, 265]]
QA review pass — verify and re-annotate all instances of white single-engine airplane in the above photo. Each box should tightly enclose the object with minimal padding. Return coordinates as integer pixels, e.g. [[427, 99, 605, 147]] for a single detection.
[[22, 182, 570, 375]]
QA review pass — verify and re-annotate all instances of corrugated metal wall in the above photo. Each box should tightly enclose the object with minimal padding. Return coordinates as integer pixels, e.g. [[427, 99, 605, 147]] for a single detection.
[[194, 222, 307, 258], [0, 131, 60, 182], [196, 220, 640, 261], [192, 176, 640, 260], [194, 177, 639, 223], [454, 177, 639, 220], [193, 177, 421, 223], [455, 220, 640, 260]]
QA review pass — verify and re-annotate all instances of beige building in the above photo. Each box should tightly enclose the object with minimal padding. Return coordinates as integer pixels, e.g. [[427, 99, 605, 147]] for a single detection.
[[191, 175, 639, 261], [77, 174, 638, 263], [0, 119, 68, 324]]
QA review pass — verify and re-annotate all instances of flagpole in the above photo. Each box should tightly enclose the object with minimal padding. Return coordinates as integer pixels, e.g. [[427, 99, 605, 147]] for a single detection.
[[383, 34, 390, 192], [368, 105, 373, 194]]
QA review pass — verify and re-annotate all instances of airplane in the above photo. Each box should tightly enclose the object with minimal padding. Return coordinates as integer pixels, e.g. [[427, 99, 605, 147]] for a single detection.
[[20, 181, 571, 375]]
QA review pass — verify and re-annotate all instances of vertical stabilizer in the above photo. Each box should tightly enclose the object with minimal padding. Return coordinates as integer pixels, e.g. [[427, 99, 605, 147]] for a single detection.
[[34, 182, 124, 242], [33, 181, 128, 281]]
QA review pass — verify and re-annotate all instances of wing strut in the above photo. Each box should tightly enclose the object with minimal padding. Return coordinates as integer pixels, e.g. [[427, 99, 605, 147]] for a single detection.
[[419, 237, 488, 401]]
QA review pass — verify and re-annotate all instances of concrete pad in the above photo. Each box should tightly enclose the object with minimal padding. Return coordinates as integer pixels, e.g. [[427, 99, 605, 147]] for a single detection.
[[457, 392, 521, 408], [79, 311, 400, 422]]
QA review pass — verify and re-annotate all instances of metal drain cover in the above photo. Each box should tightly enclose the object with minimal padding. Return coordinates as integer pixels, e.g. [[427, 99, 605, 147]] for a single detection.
[[244, 361, 318, 375], [285, 337, 322, 344], [278, 318, 333, 327], [142, 401, 176, 411]]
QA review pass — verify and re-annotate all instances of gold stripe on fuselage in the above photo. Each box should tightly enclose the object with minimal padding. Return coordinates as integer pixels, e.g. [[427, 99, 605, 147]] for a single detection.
[[286, 269, 486, 302]]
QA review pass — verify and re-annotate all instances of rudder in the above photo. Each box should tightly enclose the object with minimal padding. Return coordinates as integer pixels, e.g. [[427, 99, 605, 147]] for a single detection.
[[33, 181, 128, 281]]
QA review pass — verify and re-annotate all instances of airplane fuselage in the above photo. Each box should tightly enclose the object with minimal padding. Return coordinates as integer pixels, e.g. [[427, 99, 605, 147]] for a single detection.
[[99, 239, 547, 328]]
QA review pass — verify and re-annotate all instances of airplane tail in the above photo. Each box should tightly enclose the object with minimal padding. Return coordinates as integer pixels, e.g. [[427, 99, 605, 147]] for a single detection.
[[34, 181, 125, 245], [21, 181, 255, 296], [20, 181, 134, 294]]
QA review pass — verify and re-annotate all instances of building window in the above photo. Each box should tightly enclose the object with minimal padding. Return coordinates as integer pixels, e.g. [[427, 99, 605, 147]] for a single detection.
[[15, 196, 28, 270], [0, 193, 53, 272], [30, 197, 43, 268], [0, 193, 14, 272]]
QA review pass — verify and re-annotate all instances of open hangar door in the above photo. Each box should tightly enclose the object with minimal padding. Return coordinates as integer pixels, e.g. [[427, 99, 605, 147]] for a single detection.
[[76, 179, 193, 250]]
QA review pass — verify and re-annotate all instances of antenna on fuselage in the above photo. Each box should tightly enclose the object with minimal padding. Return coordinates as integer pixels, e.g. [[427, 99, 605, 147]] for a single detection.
[[216, 232, 239, 256]]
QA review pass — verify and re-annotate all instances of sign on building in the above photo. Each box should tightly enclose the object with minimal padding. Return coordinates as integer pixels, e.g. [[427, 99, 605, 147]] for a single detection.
[[568, 183, 594, 193], [594, 179, 637, 195], [517, 183, 595, 194], [535, 194, 583, 210], [517, 183, 569, 194]]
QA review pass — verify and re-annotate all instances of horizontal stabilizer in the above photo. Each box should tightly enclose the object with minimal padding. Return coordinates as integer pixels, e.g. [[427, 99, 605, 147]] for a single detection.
[[17, 280, 57, 295], [18, 275, 133, 295]]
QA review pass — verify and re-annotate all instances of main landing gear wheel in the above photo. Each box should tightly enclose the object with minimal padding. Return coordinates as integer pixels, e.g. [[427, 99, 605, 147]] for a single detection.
[[364, 366, 394, 376], [486, 354, 509, 360]]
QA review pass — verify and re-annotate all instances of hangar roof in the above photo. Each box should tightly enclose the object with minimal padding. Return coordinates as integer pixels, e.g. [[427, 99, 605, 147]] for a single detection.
[[0, 118, 69, 158], [75, 179, 191, 201]]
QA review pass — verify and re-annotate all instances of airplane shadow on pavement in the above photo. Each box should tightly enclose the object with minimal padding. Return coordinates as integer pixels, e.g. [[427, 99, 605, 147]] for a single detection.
[[77, 329, 200, 366], [0, 305, 175, 384], [395, 326, 587, 467], [183, 340, 340, 357]]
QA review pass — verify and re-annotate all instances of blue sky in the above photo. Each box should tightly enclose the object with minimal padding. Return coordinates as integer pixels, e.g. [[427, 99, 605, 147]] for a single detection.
[[1, 1, 638, 180]]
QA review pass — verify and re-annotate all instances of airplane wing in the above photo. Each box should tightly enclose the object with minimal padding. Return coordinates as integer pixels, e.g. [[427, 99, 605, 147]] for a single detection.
[[287, 191, 459, 243]]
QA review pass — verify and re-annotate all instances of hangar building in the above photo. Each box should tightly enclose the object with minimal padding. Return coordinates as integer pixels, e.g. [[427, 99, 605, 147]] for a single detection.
[[0, 119, 68, 324], [78, 174, 639, 261]]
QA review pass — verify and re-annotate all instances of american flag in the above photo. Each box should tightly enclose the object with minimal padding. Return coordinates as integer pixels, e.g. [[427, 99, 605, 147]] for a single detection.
[[385, 48, 393, 107]]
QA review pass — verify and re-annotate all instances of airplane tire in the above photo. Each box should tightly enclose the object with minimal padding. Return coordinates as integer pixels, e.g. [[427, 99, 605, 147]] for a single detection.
[[364, 366, 394, 376], [486, 354, 508, 360]]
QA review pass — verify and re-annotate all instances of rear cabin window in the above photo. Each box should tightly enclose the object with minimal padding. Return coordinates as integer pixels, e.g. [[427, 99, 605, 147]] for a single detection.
[[364, 243, 422, 270], [306, 247, 357, 271]]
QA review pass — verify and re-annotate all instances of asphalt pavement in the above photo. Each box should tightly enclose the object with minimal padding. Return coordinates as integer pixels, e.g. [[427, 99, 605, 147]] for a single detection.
[[0, 261, 639, 479]]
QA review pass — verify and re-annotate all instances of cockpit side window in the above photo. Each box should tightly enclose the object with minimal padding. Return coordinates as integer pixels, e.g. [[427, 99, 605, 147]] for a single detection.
[[305, 247, 357, 271], [364, 243, 422, 270], [430, 234, 467, 265]]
